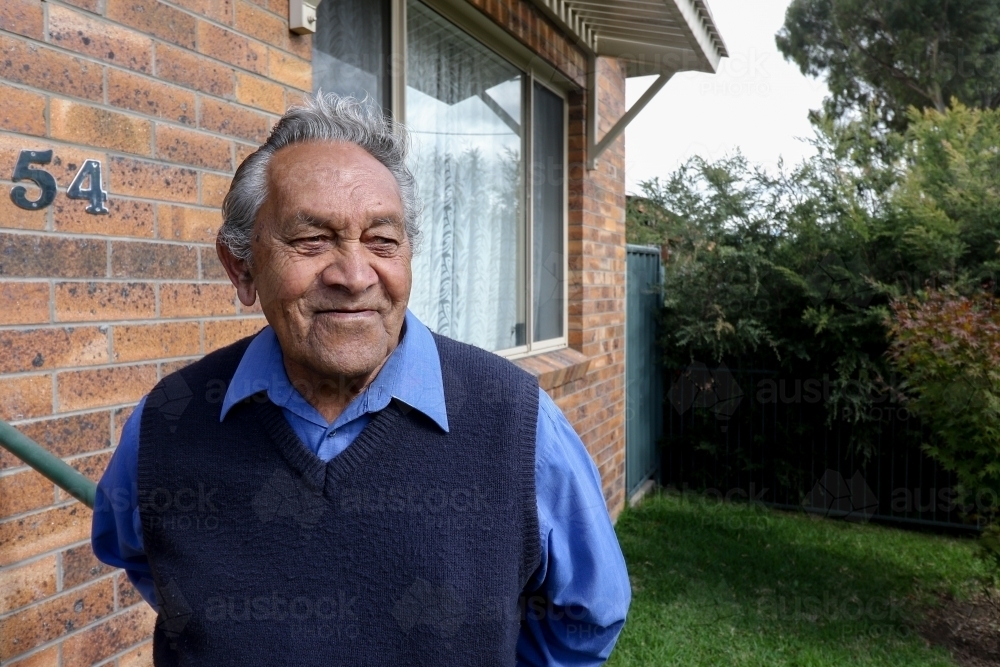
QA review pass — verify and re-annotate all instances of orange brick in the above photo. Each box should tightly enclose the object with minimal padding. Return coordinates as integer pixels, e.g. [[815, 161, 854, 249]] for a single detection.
[[0, 468, 55, 519], [200, 247, 229, 279], [0, 233, 106, 278], [62, 604, 157, 667], [155, 42, 235, 97], [62, 543, 114, 589], [0, 0, 44, 40], [54, 196, 155, 238], [160, 358, 196, 375], [108, 156, 198, 204], [236, 72, 285, 113], [54, 282, 156, 322], [65, 450, 111, 485], [107, 0, 196, 49], [0, 193, 47, 230], [268, 47, 310, 91], [117, 638, 156, 667], [107, 68, 196, 125], [0, 83, 45, 136], [48, 4, 154, 73], [159, 283, 237, 317], [0, 555, 57, 616], [197, 21, 266, 75], [204, 317, 265, 350], [171, 0, 233, 24], [113, 321, 201, 362], [235, 141, 260, 167], [0, 34, 103, 102], [50, 99, 152, 157], [0, 282, 49, 325], [5, 645, 59, 667], [111, 241, 200, 280], [116, 570, 143, 608], [157, 204, 221, 243], [0, 504, 90, 567], [57, 364, 157, 412], [198, 96, 272, 143], [0, 327, 109, 374], [8, 412, 111, 470], [235, 0, 287, 50], [0, 374, 52, 421], [0, 577, 114, 657], [62, 0, 100, 11], [156, 125, 233, 171], [200, 172, 232, 208]]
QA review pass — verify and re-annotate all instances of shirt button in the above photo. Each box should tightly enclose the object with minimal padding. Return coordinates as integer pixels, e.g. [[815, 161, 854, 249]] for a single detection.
[[327, 430, 337, 438]]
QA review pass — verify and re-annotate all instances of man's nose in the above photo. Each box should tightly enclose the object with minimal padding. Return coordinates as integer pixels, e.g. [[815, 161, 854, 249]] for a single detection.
[[321, 241, 378, 294]]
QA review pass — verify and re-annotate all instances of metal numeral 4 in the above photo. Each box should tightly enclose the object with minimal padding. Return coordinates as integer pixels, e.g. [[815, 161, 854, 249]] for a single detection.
[[67, 160, 109, 215]]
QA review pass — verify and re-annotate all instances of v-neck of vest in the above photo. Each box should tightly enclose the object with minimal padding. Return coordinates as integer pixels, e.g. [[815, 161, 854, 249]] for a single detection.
[[254, 395, 404, 495]]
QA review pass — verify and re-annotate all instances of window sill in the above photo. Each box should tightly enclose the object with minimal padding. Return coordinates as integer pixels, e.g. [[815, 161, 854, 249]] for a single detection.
[[512, 347, 591, 391]]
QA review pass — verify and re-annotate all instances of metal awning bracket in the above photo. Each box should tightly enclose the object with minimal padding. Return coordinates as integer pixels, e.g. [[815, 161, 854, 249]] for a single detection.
[[588, 61, 674, 170]]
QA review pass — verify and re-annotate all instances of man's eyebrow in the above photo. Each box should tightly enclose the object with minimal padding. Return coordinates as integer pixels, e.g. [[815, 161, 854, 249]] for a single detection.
[[292, 211, 328, 227], [291, 211, 402, 229]]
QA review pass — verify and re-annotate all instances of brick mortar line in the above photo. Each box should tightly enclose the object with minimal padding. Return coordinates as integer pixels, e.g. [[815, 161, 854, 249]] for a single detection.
[[0, 496, 85, 539], [0, 600, 155, 667], [43, 0, 313, 78], [0, 227, 217, 249], [7, 315, 266, 331], [0, 131, 241, 181], [0, 566, 129, 623], [0, 46, 285, 145], [0, 442, 115, 480]]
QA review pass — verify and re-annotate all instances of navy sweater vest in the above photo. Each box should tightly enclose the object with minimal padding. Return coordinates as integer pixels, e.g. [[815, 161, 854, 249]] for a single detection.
[[138, 331, 541, 666]]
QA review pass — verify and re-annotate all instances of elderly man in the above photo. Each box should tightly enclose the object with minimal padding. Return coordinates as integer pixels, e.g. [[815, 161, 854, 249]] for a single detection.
[[91, 93, 630, 666]]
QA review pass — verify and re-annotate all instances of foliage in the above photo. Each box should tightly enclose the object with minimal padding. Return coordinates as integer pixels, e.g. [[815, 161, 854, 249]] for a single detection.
[[776, 0, 1000, 131], [629, 102, 1000, 460], [887, 290, 1000, 515]]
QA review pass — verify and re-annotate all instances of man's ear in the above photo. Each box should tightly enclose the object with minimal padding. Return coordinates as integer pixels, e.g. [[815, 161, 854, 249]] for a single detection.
[[217, 240, 258, 307]]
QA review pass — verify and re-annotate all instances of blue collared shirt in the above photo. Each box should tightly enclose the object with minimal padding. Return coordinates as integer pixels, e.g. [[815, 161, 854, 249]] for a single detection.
[[91, 308, 631, 665]]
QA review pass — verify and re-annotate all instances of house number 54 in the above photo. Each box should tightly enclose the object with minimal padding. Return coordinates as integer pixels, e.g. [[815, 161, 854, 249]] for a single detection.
[[9, 150, 109, 215]]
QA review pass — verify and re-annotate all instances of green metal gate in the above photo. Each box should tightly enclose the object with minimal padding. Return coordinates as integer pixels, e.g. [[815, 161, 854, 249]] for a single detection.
[[626, 244, 664, 498]]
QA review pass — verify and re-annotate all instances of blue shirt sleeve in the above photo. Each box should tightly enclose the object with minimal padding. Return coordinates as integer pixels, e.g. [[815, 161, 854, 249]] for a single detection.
[[91, 396, 159, 613], [518, 388, 631, 666]]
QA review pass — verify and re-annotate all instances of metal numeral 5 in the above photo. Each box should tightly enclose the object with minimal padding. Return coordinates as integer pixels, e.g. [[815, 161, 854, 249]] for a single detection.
[[9, 150, 109, 215], [10, 150, 57, 211]]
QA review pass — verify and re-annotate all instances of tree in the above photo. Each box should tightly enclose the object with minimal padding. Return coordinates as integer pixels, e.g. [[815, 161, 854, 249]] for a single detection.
[[776, 0, 1000, 131]]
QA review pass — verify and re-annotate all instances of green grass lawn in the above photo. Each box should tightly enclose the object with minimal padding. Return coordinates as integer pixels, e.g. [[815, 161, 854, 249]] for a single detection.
[[607, 490, 989, 667]]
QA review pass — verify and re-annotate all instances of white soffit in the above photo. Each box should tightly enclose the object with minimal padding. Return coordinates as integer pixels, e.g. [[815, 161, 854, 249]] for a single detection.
[[530, 0, 728, 77]]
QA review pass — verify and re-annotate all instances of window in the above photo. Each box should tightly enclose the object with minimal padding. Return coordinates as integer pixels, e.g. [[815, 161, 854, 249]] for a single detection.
[[313, 0, 568, 356]]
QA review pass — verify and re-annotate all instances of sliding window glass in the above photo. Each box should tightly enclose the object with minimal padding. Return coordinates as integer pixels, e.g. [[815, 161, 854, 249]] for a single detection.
[[532, 82, 565, 343], [406, 0, 526, 352], [313, 0, 391, 110]]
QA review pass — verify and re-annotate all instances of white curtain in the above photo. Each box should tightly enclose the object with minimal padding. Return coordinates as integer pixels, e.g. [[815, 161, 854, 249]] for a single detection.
[[405, 0, 524, 352]]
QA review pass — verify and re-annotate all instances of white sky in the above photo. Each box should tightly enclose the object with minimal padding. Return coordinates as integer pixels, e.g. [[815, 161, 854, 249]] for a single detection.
[[623, 0, 829, 194]]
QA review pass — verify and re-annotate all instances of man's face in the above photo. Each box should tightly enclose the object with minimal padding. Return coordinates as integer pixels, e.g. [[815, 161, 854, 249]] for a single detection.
[[230, 140, 411, 390]]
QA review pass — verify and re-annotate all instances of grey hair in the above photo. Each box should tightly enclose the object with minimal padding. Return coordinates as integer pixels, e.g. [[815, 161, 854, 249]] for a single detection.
[[219, 92, 422, 264]]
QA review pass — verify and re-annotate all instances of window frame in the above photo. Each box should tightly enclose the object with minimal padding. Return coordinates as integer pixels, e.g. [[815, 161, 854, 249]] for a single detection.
[[389, 0, 572, 359]]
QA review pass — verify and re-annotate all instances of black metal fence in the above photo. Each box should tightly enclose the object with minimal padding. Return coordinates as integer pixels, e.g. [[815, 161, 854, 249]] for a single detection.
[[660, 361, 983, 532]]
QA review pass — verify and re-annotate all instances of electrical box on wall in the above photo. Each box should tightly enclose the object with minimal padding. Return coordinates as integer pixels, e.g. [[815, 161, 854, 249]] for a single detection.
[[289, 0, 322, 34]]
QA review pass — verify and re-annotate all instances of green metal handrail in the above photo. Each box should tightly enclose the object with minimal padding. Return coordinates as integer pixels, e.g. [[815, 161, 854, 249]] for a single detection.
[[0, 419, 96, 509]]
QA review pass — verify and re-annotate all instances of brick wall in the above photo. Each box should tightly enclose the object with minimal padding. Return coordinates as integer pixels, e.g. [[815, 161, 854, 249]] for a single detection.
[[0, 0, 628, 664]]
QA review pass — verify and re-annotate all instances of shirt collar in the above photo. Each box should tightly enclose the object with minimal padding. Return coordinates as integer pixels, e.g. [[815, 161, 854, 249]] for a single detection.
[[220, 308, 449, 432]]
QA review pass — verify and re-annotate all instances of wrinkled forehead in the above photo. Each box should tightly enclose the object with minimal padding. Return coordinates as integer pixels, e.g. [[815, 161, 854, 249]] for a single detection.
[[264, 140, 404, 224]]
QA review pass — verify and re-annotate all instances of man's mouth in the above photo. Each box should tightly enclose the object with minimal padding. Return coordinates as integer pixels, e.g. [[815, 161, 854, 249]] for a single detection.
[[318, 308, 377, 317]]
